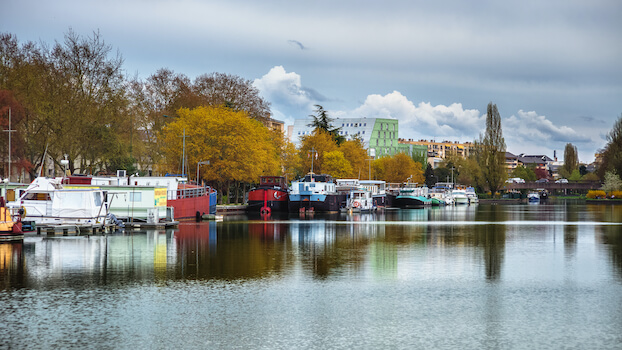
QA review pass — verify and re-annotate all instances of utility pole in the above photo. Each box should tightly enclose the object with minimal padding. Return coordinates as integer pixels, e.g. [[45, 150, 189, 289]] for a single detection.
[[309, 147, 318, 173], [4, 107, 15, 182]]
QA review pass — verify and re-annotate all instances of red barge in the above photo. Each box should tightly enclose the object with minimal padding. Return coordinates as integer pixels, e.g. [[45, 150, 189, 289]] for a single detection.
[[247, 176, 288, 214]]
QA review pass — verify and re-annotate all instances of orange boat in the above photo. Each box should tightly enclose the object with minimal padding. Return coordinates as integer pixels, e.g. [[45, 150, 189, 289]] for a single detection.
[[0, 197, 23, 241]]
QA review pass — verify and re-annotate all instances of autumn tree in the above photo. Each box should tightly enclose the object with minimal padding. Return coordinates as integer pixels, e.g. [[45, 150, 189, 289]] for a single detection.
[[475, 102, 507, 194], [339, 137, 368, 178], [323, 150, 352, 178], [374, 153, 424, 184], [298, 130, 339, 175], [161, 105, 279, 203]]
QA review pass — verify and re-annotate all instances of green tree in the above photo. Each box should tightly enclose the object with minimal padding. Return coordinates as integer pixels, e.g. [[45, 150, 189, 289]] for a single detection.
[[511, 165, 536, 181], [599, 114, 622, 180], [568, 169, 582, 181], [475, 102, 507, 194], [602, 171, 622, 192], [307, 105, 344, 145], [560, 143, 578, 178], [424, 163, 435, 187]]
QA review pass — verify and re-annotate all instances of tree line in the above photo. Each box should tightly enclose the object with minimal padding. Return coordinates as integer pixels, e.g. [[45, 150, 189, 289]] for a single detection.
[[1, 30, 621, 200]]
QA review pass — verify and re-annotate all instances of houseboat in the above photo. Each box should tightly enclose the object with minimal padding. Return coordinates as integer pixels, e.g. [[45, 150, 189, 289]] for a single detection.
[[9, 177, 109, 226], [288, 173, 346, 213], [394, 184, 431, 208], [359, 180, 388, 208], [342, 188, 375, 212], [247, 176, 289, 214]]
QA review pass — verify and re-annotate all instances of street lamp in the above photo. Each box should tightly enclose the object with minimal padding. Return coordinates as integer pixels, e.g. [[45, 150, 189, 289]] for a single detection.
[[196, 161, 210, 185]]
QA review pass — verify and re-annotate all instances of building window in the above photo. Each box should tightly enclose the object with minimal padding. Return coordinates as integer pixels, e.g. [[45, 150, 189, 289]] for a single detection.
[[364, 123, 367, 126], [362, 131, 365, 134]]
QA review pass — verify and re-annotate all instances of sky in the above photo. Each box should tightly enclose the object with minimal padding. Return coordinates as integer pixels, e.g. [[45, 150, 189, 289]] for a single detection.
[[3, 0, 621, 163]]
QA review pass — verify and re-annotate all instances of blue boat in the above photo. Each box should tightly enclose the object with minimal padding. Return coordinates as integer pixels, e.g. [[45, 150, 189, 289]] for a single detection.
[[288, 173, 346, 213]]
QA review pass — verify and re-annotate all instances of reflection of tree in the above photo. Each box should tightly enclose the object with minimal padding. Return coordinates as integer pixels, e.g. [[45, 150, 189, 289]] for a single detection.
[[174, 222, 292, 280], [598, 225, 622, 282], [474, 206, 506, 281], [0, 242, 24, 289], [563, 201, 579, 259]]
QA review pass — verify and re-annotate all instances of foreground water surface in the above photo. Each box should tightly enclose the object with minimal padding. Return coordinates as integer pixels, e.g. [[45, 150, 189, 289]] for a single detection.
[[1, 202, 622, 349]]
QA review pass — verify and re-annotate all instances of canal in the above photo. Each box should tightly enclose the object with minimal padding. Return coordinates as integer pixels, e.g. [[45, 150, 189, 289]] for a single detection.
[[1, 202, 621, 349]]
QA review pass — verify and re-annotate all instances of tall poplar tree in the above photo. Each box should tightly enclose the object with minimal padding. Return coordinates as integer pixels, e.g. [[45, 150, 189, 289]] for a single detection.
[[561, 143, 578, 178], [475, 102, 506, 194]]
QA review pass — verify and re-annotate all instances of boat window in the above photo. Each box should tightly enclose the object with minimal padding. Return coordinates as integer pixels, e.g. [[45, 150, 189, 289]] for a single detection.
[[23, 193, 51, 201], [130, 192, 142, 202], [94, 192, 102, 207]]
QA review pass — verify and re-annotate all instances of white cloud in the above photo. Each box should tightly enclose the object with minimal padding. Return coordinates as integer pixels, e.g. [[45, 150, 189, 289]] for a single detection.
[[505, 110, 591, 144], [344, 91, 483, 141], [253, 66, 314, 107]]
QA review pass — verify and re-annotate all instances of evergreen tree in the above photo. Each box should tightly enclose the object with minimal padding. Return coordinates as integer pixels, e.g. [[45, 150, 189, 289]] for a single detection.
[[424, 163, 435, 187], [307, 105, 345, 145]]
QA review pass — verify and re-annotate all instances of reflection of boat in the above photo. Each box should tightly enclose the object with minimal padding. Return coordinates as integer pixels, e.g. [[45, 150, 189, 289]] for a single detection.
[[528, 191, 540, 203], [247, 176, 288, 214], [0, 197, 23, 241], [452, 189, 469, 205], [288, 173, 346, 213], [466, 187, 479, 204], [342, 189, 374, 212], [395, 184, 431, 208]]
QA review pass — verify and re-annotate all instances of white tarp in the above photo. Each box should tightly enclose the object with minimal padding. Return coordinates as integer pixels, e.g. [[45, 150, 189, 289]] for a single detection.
[[51, 190, 104, 220]]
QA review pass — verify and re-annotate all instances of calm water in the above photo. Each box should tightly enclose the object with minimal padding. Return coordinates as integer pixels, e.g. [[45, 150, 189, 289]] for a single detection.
[[1, 202, 622, 349]]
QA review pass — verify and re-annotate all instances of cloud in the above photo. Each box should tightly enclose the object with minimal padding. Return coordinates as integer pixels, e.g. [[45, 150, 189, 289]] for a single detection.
[[505, 110, 591, 144], [253, 66, 325, 107], [287, 40, 306, 50], [343, 91, 483, 140]]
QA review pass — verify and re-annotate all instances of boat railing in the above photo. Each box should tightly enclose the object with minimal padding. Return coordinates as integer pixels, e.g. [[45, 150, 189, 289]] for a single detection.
[[168, 186, 215, 200]]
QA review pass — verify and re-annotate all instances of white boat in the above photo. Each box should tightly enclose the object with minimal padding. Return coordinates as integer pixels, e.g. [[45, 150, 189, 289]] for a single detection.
[[9, 177, 109, 225], [466, 187, 479, 204], [528, 192, 540, 203], [342, 189, 375, 213], [359, 180, 387, 208], [452, 189, 469, 205], [429, 183, 454, 206]]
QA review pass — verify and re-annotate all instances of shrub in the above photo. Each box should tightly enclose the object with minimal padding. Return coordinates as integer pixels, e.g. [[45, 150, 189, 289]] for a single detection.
[[587, 190, 606, 199], [610, 190, 622, 199]]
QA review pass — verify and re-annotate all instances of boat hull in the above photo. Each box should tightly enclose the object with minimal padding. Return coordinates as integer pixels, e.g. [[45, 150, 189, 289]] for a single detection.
[[288, 193, 346, 213], [394, 196, 430, 208], [247, 188, 289, 212]]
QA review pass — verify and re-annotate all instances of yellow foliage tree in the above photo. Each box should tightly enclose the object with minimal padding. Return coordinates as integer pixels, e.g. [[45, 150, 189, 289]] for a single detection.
[[374, 153, 424, 183], [161, 106, 279, 199], [340, 138, 369, 178], [298, 130, 339, 174], [323, 150, 353, 179]]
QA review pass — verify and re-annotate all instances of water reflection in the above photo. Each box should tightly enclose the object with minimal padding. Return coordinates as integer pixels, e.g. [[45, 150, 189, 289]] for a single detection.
[[1, 203, 621, 290]]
